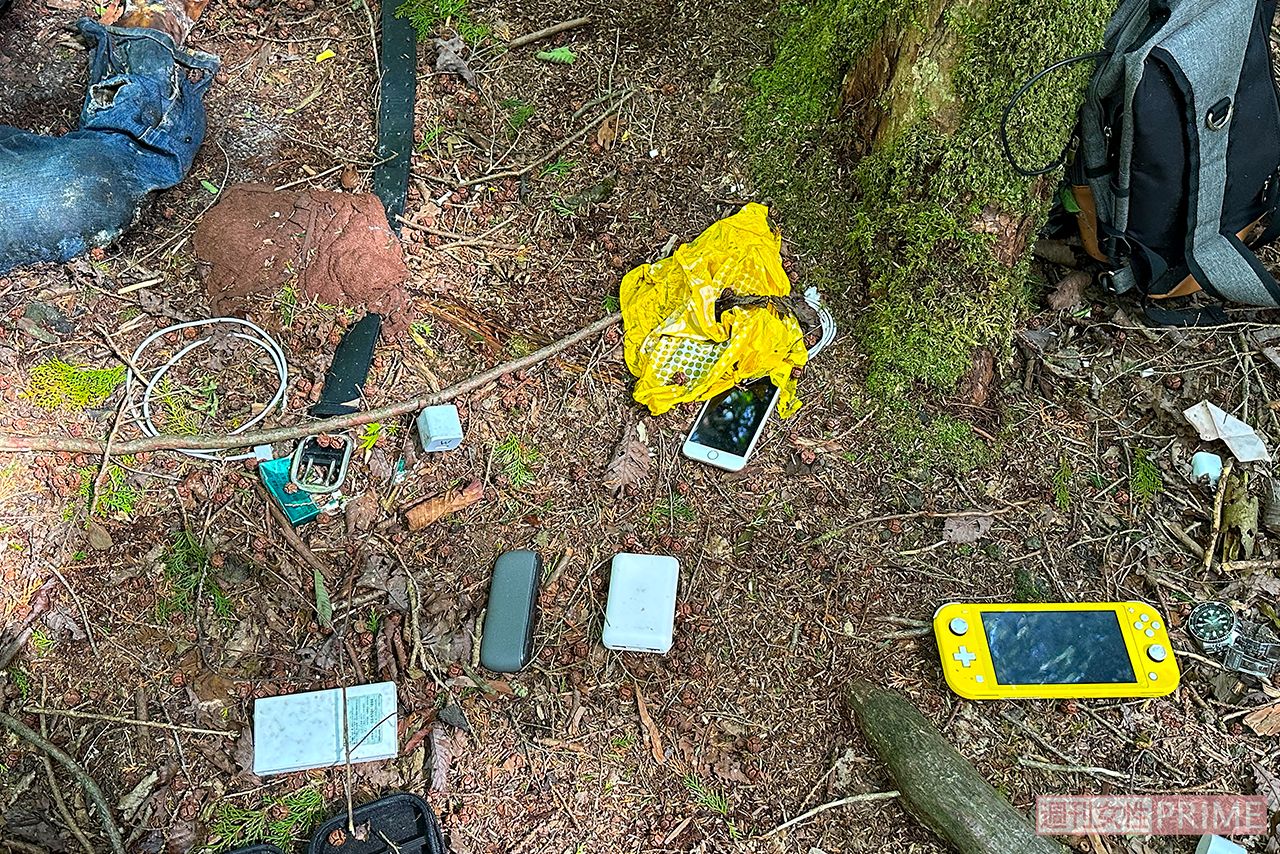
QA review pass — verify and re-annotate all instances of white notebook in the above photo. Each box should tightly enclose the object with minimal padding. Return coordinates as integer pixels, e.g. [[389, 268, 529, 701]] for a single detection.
[[252, 681, 398, 776]]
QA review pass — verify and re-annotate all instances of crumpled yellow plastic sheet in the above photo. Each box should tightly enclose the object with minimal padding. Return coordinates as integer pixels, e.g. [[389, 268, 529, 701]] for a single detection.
[[620, 203, 808, 418]]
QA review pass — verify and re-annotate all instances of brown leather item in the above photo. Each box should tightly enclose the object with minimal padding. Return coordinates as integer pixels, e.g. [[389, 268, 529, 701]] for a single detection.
[[1149, 219, 1262, 300], [1072, 185, 1109, 262], [1073, 183, 1264, 300]]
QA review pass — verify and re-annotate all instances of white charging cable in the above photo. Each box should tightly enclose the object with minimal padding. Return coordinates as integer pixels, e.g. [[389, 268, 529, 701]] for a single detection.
[[125, 318, 289, 461], [804, 286, 838, 358]]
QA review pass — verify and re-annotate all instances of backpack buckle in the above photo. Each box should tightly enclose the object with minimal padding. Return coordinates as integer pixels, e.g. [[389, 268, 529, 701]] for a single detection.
[[1207, 98, 1233, 131]]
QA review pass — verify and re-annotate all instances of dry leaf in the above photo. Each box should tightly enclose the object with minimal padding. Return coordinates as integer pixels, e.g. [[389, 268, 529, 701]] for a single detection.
[[434, 36, 475, 86], [167, 818, 200, 854], [86, 519, 113, 551], [596, 114, 620, 150], [1032, 239, 1077, 267], [232, 727, 259, 780], [345, 491, 380, 536], [428, 723, 452, 793], [634, 687, 666, 765], [942, 515, 994, 544], [98, 0, 124, 24], [1047, 270, 1091, 310], [1245, 701, 1280, 736], [603, 427, 651, 496], [405, 480, 483, 531]]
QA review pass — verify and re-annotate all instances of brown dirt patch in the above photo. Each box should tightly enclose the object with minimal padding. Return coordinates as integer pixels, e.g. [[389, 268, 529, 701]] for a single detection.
[[194, 184, 411, 330]]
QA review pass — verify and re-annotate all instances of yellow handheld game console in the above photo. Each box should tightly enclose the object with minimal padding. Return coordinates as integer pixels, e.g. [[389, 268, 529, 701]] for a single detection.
[[933, 601, 1180, 700]]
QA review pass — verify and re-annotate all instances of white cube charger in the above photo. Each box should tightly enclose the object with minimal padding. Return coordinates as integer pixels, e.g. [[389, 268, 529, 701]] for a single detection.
[[416, 404, 464, 452], [603, 553, 679, 653]]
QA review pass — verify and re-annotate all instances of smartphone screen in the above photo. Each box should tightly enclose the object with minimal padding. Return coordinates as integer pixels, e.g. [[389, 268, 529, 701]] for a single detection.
[[981, 610, 1137, 685], [688, 377, 778, 456]]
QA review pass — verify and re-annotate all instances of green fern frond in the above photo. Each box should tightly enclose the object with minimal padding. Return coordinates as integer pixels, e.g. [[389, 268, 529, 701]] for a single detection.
[[536, 46, 577, 64], [1131, 449, 1163, 504]]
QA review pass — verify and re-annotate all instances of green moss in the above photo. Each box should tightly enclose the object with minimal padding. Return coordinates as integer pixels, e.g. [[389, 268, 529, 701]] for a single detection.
[[747, 0, 1111, 463], [23, 360, 125, 410]]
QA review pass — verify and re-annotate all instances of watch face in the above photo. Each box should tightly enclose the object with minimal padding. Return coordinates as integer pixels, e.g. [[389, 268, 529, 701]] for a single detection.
[[1188, 602, 1235, 644]]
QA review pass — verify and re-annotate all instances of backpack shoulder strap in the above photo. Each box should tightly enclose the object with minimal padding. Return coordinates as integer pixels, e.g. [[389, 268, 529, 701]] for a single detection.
[[1157, 0, 1280, 307]]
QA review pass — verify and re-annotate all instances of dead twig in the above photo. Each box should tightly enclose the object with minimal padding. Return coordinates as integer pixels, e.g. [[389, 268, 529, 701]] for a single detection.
[[0, 711, 124, 854], [39, 715, 95, 854], [506, 15, 591, 50], [88, 388, 129, 519], [0, 314, 621, 456], [458, 93, 637, 188], [252, 480, 333, 579], [22, 707, 227, 737], [44, 564, 97, 657], [397, 218, 519, 251], [813, 503, 1030, 546], [1220, 557, 1280, 572], [1203, 460, 1233, 573], [762, 792, 900, 837]]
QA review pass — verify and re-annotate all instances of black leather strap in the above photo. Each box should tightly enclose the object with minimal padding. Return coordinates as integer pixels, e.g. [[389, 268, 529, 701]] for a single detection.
[[373, 1, 417, 232]]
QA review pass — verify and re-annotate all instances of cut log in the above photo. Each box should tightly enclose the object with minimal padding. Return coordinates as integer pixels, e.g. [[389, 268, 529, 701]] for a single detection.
[[847, 681, 1065, 854]]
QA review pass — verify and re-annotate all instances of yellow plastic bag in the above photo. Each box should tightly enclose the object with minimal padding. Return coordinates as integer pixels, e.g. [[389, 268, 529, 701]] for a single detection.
[[620, 203, 808, 417]]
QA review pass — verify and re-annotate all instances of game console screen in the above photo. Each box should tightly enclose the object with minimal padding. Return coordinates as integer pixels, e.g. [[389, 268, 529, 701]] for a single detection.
[[981, 610, 1138, 685]]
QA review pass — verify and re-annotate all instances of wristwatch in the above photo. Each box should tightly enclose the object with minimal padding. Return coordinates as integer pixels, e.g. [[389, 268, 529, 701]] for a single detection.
[[1187, 601, 1280, 678]]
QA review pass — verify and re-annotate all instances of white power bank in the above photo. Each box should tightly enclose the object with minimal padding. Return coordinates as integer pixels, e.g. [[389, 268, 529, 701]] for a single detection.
[[603, 553, 679, 653], [252, 681, 398, 776]]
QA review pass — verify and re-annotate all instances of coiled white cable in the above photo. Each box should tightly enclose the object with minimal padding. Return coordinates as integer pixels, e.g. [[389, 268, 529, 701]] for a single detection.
[[125, 317, 289, 461]]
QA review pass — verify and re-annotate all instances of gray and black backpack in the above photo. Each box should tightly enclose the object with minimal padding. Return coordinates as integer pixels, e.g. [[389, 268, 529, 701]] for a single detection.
[[1008, 0, 1280, 324]]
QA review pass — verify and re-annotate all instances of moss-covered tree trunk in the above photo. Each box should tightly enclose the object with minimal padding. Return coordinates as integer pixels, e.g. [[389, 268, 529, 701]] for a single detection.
[[748, 0, 1113, 455]]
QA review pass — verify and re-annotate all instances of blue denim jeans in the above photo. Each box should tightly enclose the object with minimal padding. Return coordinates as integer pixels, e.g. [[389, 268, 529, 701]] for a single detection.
[[0, 20, 218, 273]]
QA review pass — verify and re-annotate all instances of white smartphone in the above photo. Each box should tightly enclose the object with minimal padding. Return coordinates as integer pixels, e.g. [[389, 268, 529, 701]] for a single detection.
[[681, 377, 780, 472]]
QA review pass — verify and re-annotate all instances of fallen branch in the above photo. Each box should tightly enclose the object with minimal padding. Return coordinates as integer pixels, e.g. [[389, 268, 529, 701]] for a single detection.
[[0, 313, 622, 456], [847, 681, 1065, 854], [0, 710, 125, 854], [40, 712, 95, 854], [1203, 460, 1233, 572], [253, 480, 333, 578], [507, 15, 592, 50]]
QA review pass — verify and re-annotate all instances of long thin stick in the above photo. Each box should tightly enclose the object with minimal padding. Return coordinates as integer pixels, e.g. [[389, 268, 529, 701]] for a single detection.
[[40, 731, 95, 854], [0, 711, 124, 854], [43, 565, 97, 657], [458, 94, 636, 188], [22, 707, 228, 737], [762, 792, 900, 837], [0, 314, 621, 456], [253, 480, 333, 579], [1203, 460, 1233, 572], [507, 15, 591, 50]]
